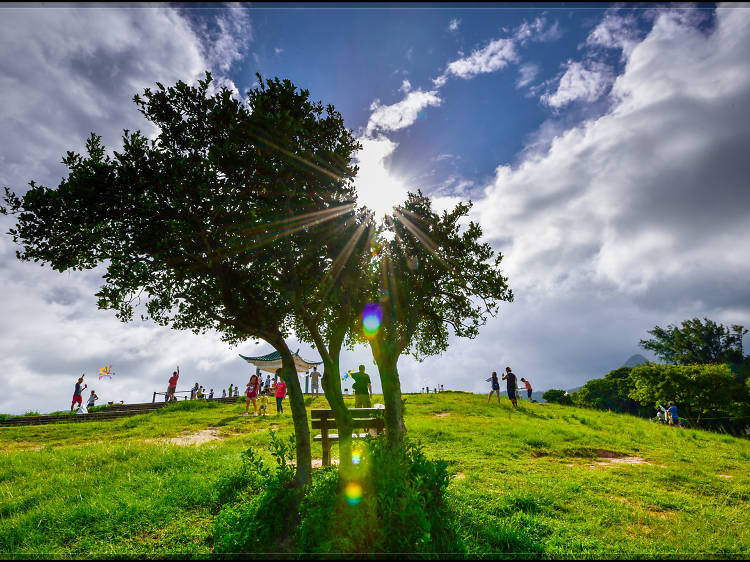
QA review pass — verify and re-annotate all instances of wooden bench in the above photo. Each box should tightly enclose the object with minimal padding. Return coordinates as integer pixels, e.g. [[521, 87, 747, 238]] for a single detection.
[[311, 408, 385, 466]]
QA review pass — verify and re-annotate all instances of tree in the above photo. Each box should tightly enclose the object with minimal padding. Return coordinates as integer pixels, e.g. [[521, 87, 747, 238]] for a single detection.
[[628, 363, 743, 431], [358, 191, 513, 447], [293, 208, 374, 474], [639, 318, 747, 365], [542, 389, 572, 405], [2, 72, 361, 488], [572, 367, 649, 416]]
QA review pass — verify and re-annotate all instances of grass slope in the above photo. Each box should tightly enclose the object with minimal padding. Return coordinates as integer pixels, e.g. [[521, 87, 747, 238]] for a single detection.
[[0, 393, 748, 557]]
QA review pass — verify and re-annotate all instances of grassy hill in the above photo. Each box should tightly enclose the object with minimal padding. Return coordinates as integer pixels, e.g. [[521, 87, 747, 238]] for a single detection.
[[1, 392, 748, 557]]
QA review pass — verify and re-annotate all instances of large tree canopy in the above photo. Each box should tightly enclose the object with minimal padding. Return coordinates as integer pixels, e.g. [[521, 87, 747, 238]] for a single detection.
[[3, 72, 361, 487], [360, 191, 514, 446], [639, 317, 747, 365]]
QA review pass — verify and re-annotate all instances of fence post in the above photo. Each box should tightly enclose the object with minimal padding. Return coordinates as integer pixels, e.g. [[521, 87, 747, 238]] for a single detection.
[[152, 392, 156, 403]]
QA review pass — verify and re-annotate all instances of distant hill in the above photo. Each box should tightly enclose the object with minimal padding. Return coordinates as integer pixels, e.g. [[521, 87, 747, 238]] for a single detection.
[[623, 354, 649, 368]]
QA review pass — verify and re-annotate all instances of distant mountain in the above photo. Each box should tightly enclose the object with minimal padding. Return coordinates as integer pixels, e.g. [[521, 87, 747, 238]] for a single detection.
[[623, 354, 649, 368]]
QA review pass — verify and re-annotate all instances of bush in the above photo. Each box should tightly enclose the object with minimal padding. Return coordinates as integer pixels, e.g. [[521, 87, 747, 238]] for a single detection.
[[213, 433, 461, 555], [542, 389, 572, 405]]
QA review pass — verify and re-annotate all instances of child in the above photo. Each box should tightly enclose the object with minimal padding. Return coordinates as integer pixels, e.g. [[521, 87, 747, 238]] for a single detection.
[[486, 372, 501, 405], [209, 388, 214, 399], [222, 388, 227, 398], [87, 389, 98, 410], [259, 388, 268, 416], [244, 374, 260, 416]]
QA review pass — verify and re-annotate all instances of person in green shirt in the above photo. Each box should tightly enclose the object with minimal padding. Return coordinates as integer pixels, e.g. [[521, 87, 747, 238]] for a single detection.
[[351, 364, 372, 408]]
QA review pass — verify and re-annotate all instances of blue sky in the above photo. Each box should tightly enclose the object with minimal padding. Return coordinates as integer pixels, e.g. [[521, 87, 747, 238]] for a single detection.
[[1, 3, 748, 414]]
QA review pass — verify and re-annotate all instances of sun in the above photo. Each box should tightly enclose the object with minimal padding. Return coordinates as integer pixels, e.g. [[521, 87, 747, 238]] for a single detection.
[[354, 136, 408, 220]]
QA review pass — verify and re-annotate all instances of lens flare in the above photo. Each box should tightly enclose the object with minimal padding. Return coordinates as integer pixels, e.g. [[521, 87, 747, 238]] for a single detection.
[[352, 448, 361, 465], [362, 303, 382, 338], [344, 482, 363, 506]]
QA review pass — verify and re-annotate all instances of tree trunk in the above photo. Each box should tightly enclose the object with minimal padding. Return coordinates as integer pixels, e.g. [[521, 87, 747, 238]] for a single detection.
[[276, 337, 312, 488], [371, 346, 406, 449], [300, 313, 355, 477], [320, 359, 355, 477]]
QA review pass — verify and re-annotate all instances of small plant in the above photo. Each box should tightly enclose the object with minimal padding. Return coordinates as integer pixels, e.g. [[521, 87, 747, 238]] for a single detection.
[[213, 430, 300, 554]]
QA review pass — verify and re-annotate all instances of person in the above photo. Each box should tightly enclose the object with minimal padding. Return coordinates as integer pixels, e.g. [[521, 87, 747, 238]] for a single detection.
[[265, 375, 271, 390], [257, 369, 264, 393], [520, 377, 533, 400], [222, 388, 227, 398], [656, 404, 667, 424], [234, 386, 239, 397], [486, 372, 501, 404], [274, 370, 287, 414], [71, 374, 87, 412], [87, 389, 98, 410], [209, 389, 214, 399], [197, 386, 204, 400], [228, 383, 233, 399], [191, 383, 199, 400], [667, 402, 679, 426], [259, 387, 268, 416], [167, 367, 179, 402], [310, 365, 322, 399], [352, 365, 372, 408], [244, 374, 260, 416], [502, 367, 518, 408]]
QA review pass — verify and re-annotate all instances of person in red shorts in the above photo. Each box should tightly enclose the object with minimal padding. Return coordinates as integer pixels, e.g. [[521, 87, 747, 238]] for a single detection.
[[244, 374, 260, 416], [71, 374, 87, 412]]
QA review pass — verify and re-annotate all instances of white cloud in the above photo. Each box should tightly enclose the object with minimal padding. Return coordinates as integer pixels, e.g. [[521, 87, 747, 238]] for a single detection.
[[585, 11, 641, 57], [541, 60, 614, 108], [353, 136, 409, 219], [476, 6, 750, 304], [448, 18, 460, 32], [0, 5, 254, 414], [365, 89, 442, 135], [516, 63, 540, 88], [274, 47, 284, 55], [515, 16, 563, 44], [398, 79, 412, 93], [442, 37, 518, 80]]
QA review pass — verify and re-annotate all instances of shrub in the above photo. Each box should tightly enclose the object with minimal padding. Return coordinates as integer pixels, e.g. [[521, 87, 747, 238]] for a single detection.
[[213, 433, 461, 555], [542, 389, 572, 405]]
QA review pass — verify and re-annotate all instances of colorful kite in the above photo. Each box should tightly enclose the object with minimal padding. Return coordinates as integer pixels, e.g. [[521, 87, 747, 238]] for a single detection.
[[341, 370, 354, 382], [98, 364, 115, 379]]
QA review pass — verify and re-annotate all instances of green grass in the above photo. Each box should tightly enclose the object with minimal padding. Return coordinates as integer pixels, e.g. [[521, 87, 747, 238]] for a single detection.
[[0, 393, 748, 557]]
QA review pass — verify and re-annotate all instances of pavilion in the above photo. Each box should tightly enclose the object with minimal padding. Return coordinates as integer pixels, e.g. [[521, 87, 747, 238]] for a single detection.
[[239, 349, 322, 376]]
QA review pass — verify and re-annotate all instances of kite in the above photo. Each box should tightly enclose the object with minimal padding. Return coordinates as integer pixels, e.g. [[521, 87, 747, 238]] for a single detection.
[[341, 370, 354, 382], [98, 364, 115, 379]]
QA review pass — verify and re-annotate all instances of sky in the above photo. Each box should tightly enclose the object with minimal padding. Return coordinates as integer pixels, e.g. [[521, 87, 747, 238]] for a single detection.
[[1, 2, 749, 415]]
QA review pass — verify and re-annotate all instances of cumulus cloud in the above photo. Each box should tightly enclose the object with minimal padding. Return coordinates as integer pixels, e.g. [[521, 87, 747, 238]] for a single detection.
[[476, 6, 750, 310], [585, 10, 642, 57], [353, 135, 409, 218], [541, 60, 614, 108], [365, 89, 442, 135], [0, 5, 254, 414], [441, 37, 518, 81], [449, 18, 460, 32]]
